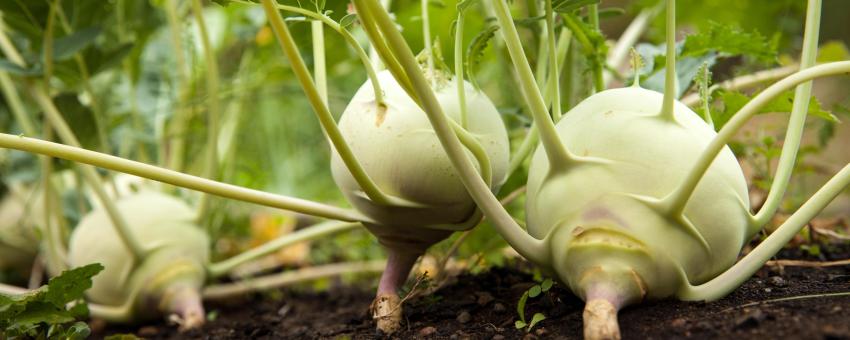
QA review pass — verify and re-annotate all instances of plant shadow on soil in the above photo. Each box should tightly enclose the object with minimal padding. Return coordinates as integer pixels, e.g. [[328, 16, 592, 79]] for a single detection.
[[98, 244, 850, 340]]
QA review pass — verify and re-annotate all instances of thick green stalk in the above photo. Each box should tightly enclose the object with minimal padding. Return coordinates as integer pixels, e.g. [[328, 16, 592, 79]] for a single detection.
[[40, 122, 67, 275], [492, 0, 572, 170], [164, 0, 191, 172], [544, 0, 561, 121], [207, 221, 360, 277], [679, 162, 850, 301], [0, 133, 371, 223], [354, 0, 548, 265], [312, 21, 328, 106], [260, 0, 399, 207], [662, 61, 850, 217], [352, 0, 417, 99], [659, 0, 677, 121], [752, 0, 821, 227], [191, 0, 222, 222], [455, 12, 468, 128]]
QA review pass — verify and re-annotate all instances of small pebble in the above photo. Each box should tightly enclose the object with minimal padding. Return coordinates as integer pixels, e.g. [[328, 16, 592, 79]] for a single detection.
[[419, 326, 438, 337], [457, 311, 472, 324], [278, 304, 292, 317], [137, 326, 159, 337], [476, 292, 495, 305], [670, 318, 687, 327], [493, 303, 507, 313], [768, 276, 787, 287], [764, 288, 772, 293]]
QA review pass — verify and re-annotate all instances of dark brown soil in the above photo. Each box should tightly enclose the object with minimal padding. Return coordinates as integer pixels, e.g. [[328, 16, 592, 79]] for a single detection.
[[98, 244, 850, 340]]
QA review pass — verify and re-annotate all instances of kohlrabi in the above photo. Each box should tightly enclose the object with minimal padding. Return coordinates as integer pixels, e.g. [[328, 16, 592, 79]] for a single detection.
[[0, 184, 42, 274], [331, 69, 509, 333], [69, 191, 209, 328]]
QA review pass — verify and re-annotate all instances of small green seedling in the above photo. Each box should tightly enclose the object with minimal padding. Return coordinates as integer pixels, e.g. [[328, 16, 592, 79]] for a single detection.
[[515, 278, 553, 332]]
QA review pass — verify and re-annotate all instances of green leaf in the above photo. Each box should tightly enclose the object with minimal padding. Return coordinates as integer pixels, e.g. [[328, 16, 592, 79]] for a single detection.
[[681, 21, 777, 63], [712, 89, 838, 130], [45, 263, 104, 307], [816, 41, 850, 63], [516, 291, 529, 323], [515, 320, 527, 329], [513, 15, 545, 27], [528, 285, 542, 298], [528, 312, 547, 331], [540, 279, 553, 292], [641, 46, 716, 98], [598, 7, 626, 19], [553, 0, 600, 13], [53, 27, 102, 61], [465, 25, 499, 89], [0, 59, 42, 76], [339, 14, 357, 28]]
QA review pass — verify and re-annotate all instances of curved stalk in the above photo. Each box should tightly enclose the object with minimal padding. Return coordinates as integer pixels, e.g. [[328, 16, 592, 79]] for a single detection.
[[41, 122, 68, 275], [164, 0, 191, 172], [206, 221, 361, 277], [587, 4, 603, 92], [191, 0, 222, 222], [0, 133, 372, 223], [492, 0, 572, 170], [203, 260, 386, 299], [678, 162, 850, 301], [0, 283, 28, 295], [751, 0, 821, 227], [354, 1, 417, 99], [261, 0, 402, 207], [354, 0, 549, 265], [661, 61, 850, 217], [658, 0, 677, 121]]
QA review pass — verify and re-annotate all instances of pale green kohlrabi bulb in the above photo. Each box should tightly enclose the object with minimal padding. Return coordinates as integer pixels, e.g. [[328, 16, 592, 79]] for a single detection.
[[331, 70, 509, 251], [69, 191, 209, 324], [527, 87, 753, 303]]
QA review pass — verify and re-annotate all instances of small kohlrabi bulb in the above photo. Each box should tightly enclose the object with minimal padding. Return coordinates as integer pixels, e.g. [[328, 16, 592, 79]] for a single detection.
[[69, 191, 209, 329], [330, 70, 509, 334]]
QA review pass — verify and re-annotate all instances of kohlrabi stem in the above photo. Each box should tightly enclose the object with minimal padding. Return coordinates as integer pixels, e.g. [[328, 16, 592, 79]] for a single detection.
[[697, 63, 713, 127], [752, 0, 822, 227], [680, 64, 799, 106], [191, 0, 222, 222], [355, 0, 549, 265], [261, 0, 397, 207], [206, 221, 360, 277], [507, 125, 539, 177], [421, 0, 434, 87], [113, 0, 149, 163], [0, 283, 27, 295], [165, 0, 190, 90], [455, 11, 468, 129], [312, 21, 328, 105], [604, 3, 663, 87], [493, 0, 573, 170], [232, 0, 385, 106], [659, 0, 677, 121], [662, 61, 850, 217], [0, 73, 35, 135], [202, 260, 386, 299], [87, 286, 143, 323], [0, 133, 372, 223], [678, 162, 850, 301], [545, 0, 561, 121]]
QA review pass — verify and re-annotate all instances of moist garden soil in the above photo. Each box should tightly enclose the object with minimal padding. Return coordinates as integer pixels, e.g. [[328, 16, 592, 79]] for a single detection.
[[98, 243, 850, 340]]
